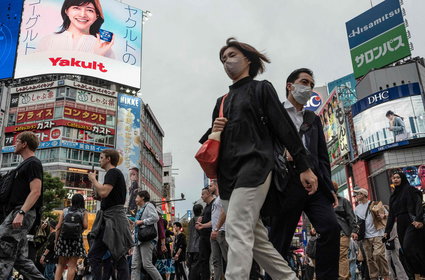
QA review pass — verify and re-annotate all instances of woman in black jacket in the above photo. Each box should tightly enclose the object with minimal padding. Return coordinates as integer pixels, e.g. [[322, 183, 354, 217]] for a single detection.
[[385, 170, 425, 278], [200, 37, 318, 280]]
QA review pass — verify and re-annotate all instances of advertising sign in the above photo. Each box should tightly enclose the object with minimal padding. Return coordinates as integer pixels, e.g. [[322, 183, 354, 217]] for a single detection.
[[345, 0, 404, 49], [76, 90, 116, 110], [18, 89, 56, 106], [0, 0, 24, 80], [2, 139, 107, 153], [64, 106, 107, 125], [350, 24, 411, 78], [4, 127, 62, 146], [319, 91, 349, 166], [15, 0, 143, 88], [352, 83, 425, 155], [116, 93, 141, 210], [327, 74, 357, 108], [304, 91, 322, 112], [17, 107, 54, 123]]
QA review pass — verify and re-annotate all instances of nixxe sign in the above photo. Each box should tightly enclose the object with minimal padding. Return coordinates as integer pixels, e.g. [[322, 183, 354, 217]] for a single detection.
[[351, 82, 421, 116]]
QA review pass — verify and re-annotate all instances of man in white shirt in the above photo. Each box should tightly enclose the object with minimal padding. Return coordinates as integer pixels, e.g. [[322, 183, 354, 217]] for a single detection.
[[353, 188, 389, 280], [209, 180, 228, 280]]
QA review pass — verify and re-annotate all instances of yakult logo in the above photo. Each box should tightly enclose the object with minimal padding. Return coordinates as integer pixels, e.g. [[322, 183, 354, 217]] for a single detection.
[[367, 90, 389, 105], [49, 57, 108, 73]]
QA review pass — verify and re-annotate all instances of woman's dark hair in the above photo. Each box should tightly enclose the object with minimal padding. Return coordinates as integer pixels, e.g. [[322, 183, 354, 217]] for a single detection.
[[386, 110, 404, 120], [57, 0, 104, 36], [193, 204, 203, 216], [70, 193, 85, 210], [285, 68, 314, 97], [391, 170, 410, 186], [137, 190, 150, 202], [219, 37, 270, 78]]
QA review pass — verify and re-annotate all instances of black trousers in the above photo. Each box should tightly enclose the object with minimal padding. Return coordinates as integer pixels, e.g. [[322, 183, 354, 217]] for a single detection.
[[87, 227, 129, 280], [174, 260, 188, 280], [198, 235, 211, 280], [187, 252, 201, 280], [269, 184, 340, 280]]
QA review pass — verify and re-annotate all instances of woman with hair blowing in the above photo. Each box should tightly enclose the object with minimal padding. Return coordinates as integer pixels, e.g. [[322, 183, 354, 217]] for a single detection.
[[199, 38, 317, 280], [385, 171, 425, 279], [386, 110, 406, 142], [37, 0, 115, 58]]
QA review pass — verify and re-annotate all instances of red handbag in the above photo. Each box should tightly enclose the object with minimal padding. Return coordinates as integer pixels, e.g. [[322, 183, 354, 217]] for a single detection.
[[195, 94, 228, 179]]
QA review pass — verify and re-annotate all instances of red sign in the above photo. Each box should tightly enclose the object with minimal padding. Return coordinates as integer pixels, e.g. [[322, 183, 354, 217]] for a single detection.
[[64, 107, 107, 125], [5, 128, 62, 145], [17, 108, 54, 123], [5, 119, 115, 135]]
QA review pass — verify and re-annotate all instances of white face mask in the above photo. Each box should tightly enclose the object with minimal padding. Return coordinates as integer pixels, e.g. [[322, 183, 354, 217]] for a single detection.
[[224, 57, 248, 80], [291, 83, 312, 105]]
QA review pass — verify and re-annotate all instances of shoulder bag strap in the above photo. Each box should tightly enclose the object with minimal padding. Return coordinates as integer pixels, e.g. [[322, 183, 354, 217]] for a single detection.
[[219, 94, 228, 118], [365, 201, 371, 219]]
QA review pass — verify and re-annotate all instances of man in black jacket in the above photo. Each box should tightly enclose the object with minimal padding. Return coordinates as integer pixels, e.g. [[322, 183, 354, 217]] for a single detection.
[[268, 68, 340, 280], [333, 181, 357, 280]]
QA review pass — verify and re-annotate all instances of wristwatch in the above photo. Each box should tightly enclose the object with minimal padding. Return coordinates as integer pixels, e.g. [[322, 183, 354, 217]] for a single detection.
[[213, 228, 218, 232], [18, 210, 26, 216]]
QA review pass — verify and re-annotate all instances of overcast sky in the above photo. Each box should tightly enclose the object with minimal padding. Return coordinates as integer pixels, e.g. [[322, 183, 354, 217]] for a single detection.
[[122, 0, 425, 217]]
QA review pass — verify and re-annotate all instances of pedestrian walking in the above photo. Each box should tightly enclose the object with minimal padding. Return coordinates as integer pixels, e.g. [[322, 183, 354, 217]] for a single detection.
[[209, 180, 228, 280], [385, 171, 425, 279], [353, 188, 390, 280], [268, 68, 340, 280], [333, 181, 357, 280], [172, 222, 187, 280], [187, 204, 202, 280], [200, 38, 317, 280], [39, 220, 57, 280], [0, 131, 46, 280], [54, 193, 88, 280], [384, 220, 408, 280], [87, 149, 134, 280], [195, 187, 214, 280], [131, 190, 163, 280]]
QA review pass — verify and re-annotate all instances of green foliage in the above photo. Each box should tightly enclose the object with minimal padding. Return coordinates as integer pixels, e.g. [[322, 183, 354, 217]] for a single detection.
[[41, 172, 67, 220]]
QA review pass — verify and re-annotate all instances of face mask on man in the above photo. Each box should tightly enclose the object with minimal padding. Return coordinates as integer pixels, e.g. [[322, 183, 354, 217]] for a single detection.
[[224, 56, 248, 80], [291, 83, 312, 105]]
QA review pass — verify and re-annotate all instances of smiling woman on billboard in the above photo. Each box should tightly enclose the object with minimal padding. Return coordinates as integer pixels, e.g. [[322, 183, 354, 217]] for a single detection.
[[37, 0, 115, 58]]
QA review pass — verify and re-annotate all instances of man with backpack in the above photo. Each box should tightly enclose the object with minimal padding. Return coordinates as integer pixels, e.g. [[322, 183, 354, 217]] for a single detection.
[[0, 131, 45, 279]]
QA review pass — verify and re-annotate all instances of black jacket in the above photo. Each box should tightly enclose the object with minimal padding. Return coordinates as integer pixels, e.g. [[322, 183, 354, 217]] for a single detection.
[[385, 182, 424, 234], [298, 109, 334, 202], [334, 196, 357, 236], [200, 77, 311, 200]]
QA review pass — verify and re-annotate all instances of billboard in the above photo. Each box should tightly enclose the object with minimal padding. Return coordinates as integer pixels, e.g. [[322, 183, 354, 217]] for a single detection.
[[318, 91, 349, 167], [304, 91, 323, 112], [346, 0, 411, 78], [14, 0, 143, 88], [0, 0, 24, 80], [116, 94, 141, 214], [352, 83, 425, 155], [327, 74, 357, 108]]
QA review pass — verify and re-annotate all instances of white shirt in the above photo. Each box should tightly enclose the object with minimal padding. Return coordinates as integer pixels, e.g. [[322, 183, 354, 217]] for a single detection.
[[211, 196, 225, 231], [354, 200, 385, 238], [284, 101, 306, 146]]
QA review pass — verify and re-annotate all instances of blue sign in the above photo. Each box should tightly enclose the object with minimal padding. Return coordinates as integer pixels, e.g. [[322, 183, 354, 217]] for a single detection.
[[351, 83, 421, 116], [327, 74, 357, 108], [0, 0, 24, 79], [369, 140, 409, 154], [2, 140, 108, 153], [304, 92, 322, 112], [302, 229, 308, 247], [345, 0, 403, 49]]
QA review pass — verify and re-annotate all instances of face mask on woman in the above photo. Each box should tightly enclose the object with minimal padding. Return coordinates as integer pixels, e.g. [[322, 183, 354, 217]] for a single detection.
[[291, 83, 312, 105], [224, 56, 249, 80]]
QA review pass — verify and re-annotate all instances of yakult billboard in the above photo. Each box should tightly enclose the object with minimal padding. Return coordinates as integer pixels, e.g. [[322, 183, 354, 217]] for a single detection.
[[14, 0, 143, 88]]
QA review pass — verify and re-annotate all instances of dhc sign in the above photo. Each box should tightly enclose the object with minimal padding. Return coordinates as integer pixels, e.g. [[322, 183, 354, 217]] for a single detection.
[[351, 82, 421, 116]]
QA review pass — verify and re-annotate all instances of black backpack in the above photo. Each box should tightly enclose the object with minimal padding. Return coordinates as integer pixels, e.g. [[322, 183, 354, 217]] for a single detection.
[[0, 157, 35, 205], [61, 208, 84, 240]]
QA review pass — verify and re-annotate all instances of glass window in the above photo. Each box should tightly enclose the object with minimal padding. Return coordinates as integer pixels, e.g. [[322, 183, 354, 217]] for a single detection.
[[106, 115, 115, 127], [54, 106, 64, 119], [7, 113, 16, 126]]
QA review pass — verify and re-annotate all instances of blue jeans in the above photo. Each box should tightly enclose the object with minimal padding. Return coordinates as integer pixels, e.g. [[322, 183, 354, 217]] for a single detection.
[[44, 263, 55, 280]]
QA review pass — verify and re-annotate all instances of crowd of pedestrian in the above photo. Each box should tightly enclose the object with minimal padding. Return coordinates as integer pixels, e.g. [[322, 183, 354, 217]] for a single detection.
[[1, 37, 425, 280]]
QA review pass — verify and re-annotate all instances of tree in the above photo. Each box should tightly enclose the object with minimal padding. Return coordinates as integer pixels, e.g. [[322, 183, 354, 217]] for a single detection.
[[42, 172, 67, 220]]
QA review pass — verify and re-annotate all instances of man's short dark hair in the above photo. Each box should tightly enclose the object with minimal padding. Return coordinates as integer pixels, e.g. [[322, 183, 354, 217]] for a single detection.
[[137, 190, 150, 202], [101, 149, 120, 166], [129, 167, 139, 172], [193, 204, 203, 216], [285, 68, 314, 97], [202, 187, 210, 194], [17, 131, 39, 151], [173, 222, 182, 228], [219, 37, 270, 78]]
